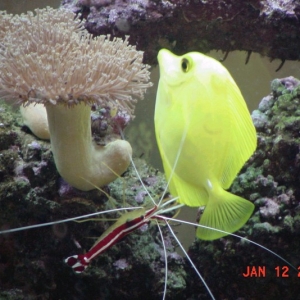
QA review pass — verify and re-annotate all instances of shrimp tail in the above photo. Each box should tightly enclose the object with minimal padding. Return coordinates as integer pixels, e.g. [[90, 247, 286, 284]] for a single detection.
[[64, 254, 89, 273]]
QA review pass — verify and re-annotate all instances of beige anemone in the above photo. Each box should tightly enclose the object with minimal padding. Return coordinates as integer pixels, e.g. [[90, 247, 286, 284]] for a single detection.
[[0, 11, 13, 40], [0, 7, 152, 190], [0, 10, 50, 139]]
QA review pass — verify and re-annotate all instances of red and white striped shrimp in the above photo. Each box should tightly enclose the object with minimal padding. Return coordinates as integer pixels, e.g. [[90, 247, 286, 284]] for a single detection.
[[0, 155, 298, 300], [64, 206, 159, 274]]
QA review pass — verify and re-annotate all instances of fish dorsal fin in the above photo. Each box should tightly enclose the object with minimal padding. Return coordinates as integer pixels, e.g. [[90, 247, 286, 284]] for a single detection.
[[209, 74, 257, 189]]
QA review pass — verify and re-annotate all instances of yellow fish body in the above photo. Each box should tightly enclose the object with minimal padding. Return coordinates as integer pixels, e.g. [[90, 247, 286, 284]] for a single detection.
[[154, 49, 257, 240]]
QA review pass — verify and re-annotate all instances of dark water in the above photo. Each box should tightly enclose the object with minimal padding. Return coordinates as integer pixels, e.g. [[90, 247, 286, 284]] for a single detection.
[[0, 0, 61, 14]]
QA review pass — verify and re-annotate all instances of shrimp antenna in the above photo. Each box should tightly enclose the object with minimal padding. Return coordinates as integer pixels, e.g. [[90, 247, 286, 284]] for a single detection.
[[129, 154, 157, 206], [156, 221, 168, 300], [117, 123, 157, 206], [0, 207, 142, 235], [158, 123, 189, 206], [163, 216, 297, 273], [165, 221, 216, 300]]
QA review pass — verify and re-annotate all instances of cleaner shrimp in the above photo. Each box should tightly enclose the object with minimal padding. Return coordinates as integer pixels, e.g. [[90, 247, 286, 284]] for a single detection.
[[0, 147, 299, 300], [0, 99, 299, 299]]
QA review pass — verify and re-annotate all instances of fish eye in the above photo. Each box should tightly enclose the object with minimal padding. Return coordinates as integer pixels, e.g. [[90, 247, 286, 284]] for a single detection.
[[181, 58, 189, 73]]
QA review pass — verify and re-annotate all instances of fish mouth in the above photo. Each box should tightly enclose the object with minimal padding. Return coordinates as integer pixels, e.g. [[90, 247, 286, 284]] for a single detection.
[[157, 49, 181, 85]]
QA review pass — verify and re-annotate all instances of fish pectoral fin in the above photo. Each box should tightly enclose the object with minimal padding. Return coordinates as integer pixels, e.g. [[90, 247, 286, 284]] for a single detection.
[[196, 190, 254, 241]]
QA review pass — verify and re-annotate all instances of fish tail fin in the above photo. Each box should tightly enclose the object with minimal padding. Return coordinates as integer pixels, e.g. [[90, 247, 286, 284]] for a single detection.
[[64, 254, 89, 273], [196, 189, 254, 240]]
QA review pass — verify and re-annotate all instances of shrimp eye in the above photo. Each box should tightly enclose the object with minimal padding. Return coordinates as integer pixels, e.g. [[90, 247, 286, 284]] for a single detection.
[[181, 58, 189, 73]]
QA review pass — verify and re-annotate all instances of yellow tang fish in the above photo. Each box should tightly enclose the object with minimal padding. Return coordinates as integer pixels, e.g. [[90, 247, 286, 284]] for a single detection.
[[154, 49, 257, 240]]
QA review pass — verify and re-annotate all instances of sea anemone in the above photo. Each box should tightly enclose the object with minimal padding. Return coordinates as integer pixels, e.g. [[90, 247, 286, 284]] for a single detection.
[[0, 11, 13, 39], [0, 7, 152, 190]]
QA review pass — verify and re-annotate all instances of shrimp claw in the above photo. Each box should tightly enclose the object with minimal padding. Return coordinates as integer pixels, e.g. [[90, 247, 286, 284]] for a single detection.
[[65, 254, 89, 273]]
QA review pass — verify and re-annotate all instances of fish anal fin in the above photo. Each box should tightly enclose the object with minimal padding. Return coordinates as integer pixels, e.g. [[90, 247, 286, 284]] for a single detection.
[[196, 190, 254, 240]]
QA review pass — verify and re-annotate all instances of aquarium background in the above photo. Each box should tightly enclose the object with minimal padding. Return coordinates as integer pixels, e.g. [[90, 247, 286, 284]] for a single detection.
[[1, 1, 300, 299]]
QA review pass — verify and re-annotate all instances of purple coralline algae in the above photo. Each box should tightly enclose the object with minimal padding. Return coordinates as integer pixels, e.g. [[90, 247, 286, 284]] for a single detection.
[[62, 1, 300, 64]]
